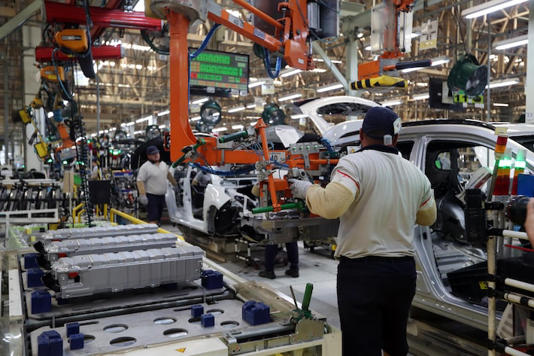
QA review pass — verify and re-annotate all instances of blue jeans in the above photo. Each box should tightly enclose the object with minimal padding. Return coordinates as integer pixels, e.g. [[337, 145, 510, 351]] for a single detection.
[[147, 193, 165, 223]]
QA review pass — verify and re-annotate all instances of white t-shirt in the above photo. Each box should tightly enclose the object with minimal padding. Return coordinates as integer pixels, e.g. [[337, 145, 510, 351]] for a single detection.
[[331, 147, 433, 259], [137, 160, 169, 195]]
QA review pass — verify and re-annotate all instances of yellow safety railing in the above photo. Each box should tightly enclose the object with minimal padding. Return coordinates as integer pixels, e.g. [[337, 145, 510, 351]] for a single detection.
[[72, 203, 84, 223], [109, 208, 184, 241]]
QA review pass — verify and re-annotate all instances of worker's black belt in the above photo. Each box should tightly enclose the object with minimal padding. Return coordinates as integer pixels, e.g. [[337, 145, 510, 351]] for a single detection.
[[339, 255, 414, 265]]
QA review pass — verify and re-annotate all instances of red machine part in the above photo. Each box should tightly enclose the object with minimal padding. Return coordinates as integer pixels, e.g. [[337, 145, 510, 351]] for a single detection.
[[44, 1, 163, 32], [35, 45, 122, 62]]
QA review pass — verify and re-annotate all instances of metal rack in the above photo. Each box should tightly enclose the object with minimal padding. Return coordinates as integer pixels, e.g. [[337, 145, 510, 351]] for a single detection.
[[487, 229, 533, 356]]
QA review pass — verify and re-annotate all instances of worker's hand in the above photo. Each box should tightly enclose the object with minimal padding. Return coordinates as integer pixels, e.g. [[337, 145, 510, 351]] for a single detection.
[[251, 183, 260, 197], [289, 179, 312, 200], [525, 198, 534, 246], [138, 195, 148, 206]]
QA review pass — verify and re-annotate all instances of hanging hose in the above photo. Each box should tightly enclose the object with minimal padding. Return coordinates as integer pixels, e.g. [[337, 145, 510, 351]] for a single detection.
[[140, 30, 170, 55], [190, 163, 255, 177], [262, 47, 282, 79], [190, 24, 221, 59], [71, 111, 93, 226]]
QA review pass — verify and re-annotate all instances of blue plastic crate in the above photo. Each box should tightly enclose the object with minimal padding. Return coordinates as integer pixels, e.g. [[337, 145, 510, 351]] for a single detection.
[[242, 300, 271, 326], [69, 333, 84, 350], [31, 290, 52, 314], [27, 268, 44, 288], [37, 330, 63, 356], [201, 313, 215, 327], [191, 304, 204, 318], [517, 174, 534, 197], [201, 270, 223, 290], [24, 253, 39, 269], [66, 322, 79, 337]]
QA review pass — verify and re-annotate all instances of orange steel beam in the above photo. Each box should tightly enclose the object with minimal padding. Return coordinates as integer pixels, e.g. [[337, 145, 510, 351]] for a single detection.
[[257, 118, 280, 211], [207, 10, 282, 53], [168, 11, 195, 161], [232, 0, 284, 31]]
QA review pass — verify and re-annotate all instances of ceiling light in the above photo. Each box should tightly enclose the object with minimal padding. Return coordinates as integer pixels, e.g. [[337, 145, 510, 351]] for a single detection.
[[212, 127, 228, 133], [364, 46, 371, 51], [382, 100, 402, 106], [291, 114, 308, 119], [135, 115, 152, 123], [246, 104, 256, 109], [486, 79, 520, 89], [47, 112, 54, 118], [493, 103, 509, 107], [412, 93, 429, 101], [313, 58, 342, 64], [462, 0, 528, 19], [121, 122, 135, 127], [158, 110, 170, 116], [279, 93, 303, 102], [159, 125, 166, 129], [408, 32, 421, 39], [228, 106, 245, 113], [316, 83, 344, 93], [416, 82, 428, 87], [232, 124, 244, 130], [402, 57, 450, 73], [190, 116, 201, 121], [134, 130, 143, 135], [494, 34, 528, 50], [312, 68, 327, 73], [280, 69, 302, 78], [246, 116, 259, 120], [357, 32, 364, 38], [249, 81, 265, 88], [192, 97, 209, 105]]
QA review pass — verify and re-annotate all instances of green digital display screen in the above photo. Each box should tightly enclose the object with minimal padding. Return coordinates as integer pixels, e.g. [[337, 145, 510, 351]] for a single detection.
[[190, 49, 249, 97]]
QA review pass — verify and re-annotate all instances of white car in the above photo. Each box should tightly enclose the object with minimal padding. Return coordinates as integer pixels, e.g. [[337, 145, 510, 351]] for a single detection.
[[169, 95, 534, 332]]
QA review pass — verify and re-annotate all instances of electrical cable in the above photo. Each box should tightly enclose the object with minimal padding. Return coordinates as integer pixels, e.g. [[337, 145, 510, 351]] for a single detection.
[[262, 47, 282, 79], [140, 30, 170, 55], [51, 48, 73, 101]]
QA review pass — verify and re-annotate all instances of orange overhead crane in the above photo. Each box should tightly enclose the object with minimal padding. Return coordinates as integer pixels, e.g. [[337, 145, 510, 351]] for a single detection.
[[147, 0, 317, 161], [146, 0, 338, 212]]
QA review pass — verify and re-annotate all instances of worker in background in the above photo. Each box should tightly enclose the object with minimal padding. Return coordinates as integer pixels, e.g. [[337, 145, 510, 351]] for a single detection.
[[137, 145, 178, 224], [251, 184, 299, 279], [290, 107, 437, 356], [90, 156, 100, 180], [526, 198, 534, 246]]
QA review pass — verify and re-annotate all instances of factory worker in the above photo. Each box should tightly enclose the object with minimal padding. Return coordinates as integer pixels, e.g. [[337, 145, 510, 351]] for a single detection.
[[289, 107, 437, 356], [526, 198, 534, 247], [136, 145, 177, 224]]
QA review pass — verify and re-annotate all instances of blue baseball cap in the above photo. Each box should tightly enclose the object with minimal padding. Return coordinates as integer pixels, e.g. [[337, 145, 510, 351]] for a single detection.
[[146, 145, 159, 155], [361, 107, 402, 139]]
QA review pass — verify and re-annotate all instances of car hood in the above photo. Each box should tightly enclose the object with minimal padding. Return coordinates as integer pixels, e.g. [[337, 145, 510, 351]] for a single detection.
[[298, 96, 379, 136]]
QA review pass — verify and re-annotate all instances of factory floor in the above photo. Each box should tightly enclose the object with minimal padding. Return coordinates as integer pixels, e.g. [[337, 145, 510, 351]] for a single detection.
[[160, 223, 486, 356], [160, 224, 341, 328]]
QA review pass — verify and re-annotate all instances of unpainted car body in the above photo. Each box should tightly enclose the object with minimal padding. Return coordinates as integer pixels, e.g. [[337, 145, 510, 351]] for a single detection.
[[168, 95, 534, 330]]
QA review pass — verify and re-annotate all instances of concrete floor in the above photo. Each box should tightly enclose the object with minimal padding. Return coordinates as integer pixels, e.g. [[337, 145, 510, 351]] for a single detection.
[[216, 242, 341, 329], [161, 224, 341, 328], [160, 224, 489, 355]]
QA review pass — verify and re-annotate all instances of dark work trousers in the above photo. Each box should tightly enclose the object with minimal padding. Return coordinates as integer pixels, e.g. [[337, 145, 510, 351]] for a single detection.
[[264, 242, 299, 272], [147, 193, 165, 223], [337, 256, 416, 356]]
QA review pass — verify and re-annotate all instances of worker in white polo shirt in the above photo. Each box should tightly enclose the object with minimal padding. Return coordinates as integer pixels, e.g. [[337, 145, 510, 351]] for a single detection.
[[290, 107, 437, 356], [526, 198, 534, 246]]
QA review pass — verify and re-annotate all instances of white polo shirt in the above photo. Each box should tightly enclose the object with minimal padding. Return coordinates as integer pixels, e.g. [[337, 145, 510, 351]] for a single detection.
[[331, 146, 433, 259], [137, 160, 169, 195]]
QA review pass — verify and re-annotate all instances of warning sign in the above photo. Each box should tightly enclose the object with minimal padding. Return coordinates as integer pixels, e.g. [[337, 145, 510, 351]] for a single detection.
[[419, 20, 438, 50]]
